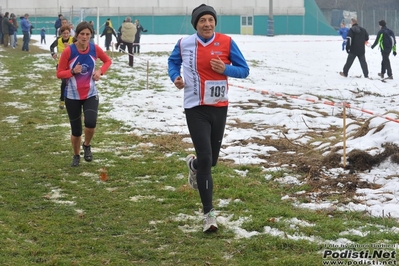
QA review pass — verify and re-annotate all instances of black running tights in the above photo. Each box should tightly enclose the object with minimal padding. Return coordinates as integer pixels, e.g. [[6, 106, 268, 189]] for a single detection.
[[65, 96, 99, 137], [185, 105, 228, 214]]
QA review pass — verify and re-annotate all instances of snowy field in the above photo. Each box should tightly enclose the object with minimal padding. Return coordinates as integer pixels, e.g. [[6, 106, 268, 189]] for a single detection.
[[4, 32, 399, 240]]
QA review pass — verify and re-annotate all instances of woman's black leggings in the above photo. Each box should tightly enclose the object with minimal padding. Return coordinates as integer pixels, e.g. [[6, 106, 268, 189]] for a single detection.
[[185, 105, 228, 214], [65, 96, 99, 137]]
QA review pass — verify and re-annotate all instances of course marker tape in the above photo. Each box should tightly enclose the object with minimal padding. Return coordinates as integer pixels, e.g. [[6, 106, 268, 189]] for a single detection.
[[228, 83, 399, 124]]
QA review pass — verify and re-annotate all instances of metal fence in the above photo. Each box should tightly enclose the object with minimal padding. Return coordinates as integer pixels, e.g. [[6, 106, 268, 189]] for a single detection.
[[0, 6, 267, 36], [3, 6, 396, 36], [322, 9, 399, 35]]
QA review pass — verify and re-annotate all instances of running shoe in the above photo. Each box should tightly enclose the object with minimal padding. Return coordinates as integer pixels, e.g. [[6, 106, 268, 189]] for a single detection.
[[203, 209, 218, 233], [185, 154, 198, 190], [71, 155, 80, 167], [82, 142, 93, 162]]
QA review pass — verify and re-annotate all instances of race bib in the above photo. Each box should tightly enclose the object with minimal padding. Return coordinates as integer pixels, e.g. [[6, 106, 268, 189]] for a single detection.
[[204, 80, 228, 104]]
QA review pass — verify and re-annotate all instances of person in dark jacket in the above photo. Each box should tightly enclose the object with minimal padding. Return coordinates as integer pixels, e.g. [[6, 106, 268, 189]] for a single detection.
[[10, 13, 18, 48], [54, 14, 63, 37], [50, 25, 74, 109], [2, 12, 15, 48], [0, 13, 3, 45], [371, 20, 396, 80], [340, 18, 369, 78], [133, 19, 147, 54], [41, 27, 46, 44], [116, 20, 126, 52], [89, 20, 95, 43], [100, 21, 117, 51], [8, 17, 15, 48]]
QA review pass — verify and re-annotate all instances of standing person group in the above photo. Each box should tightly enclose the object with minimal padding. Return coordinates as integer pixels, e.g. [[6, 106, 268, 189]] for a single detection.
[[340, 18, 396, 80], [2, 12, 16, 48], [168, 4, 249, 233], [56, 21, 112, 167], [371, 19, 396, 80]]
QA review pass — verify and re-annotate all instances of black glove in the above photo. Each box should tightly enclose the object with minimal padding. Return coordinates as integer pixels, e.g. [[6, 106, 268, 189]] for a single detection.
[[143, 29, 148, 32], [394, 51, 397, 56]]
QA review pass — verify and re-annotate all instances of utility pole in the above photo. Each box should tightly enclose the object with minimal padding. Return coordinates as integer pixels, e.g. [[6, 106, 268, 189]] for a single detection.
[[267, 0, 274, 36]]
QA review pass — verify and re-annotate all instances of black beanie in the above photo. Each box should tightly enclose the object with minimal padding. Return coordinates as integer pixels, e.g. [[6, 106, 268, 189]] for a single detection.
[[191, 4, 217, 30], [379, 20, 386, 27]]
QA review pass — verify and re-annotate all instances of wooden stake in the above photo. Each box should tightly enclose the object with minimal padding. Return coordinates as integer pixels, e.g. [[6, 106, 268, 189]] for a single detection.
[[146, 60, 149, 90]]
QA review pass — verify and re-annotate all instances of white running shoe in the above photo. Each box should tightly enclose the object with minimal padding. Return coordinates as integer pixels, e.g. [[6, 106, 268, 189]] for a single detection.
[[203, 209, 218, 232], [185, 154, 198, 190]]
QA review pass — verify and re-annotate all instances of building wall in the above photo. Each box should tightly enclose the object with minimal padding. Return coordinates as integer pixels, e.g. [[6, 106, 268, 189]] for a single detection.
[[1, 0, 305, 16], [1, 0, 336, 36]]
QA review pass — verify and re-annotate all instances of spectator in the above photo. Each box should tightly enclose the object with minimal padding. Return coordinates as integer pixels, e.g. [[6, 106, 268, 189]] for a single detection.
[[338, 22, 349, 51], [41, 27, 46, 44], [371, 19, 396, 79], [340, 18, 369, 78], [10, 13, 18, 48], [57, 18, 69, 37], [116, 20, 126, 52], [100, 21, 117, 51], [115, 17, 137, 67], [0, 13, 3, 45], [8, 16, 15, 48], [2, 12, 15, 48], [20, 13, 31, 51], [54, 14, 63, 37], [69, 23, 75, 37], [133, 19, 147, 54], [89, 20, 95, 43], [106, 18, 113, 29]]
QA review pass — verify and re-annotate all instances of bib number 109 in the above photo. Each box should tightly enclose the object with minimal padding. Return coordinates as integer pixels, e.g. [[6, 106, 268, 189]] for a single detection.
[[204, 80, 228, 104]]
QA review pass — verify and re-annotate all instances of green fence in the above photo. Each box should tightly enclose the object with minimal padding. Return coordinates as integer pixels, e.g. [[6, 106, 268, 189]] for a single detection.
[[16, 0, 339, 37]]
